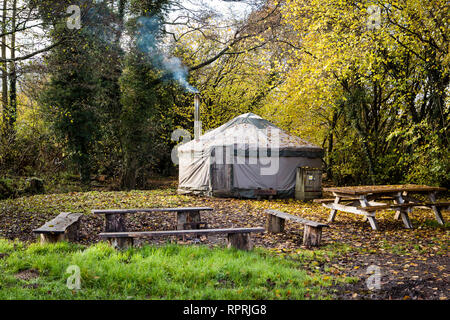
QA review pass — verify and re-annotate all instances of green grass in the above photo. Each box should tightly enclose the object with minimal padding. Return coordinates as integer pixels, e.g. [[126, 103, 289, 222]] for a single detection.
[[0, 239, 347, 300]]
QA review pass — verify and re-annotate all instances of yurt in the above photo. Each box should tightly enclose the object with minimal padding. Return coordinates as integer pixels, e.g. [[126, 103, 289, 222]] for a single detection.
[[177, 113, 323, 198]]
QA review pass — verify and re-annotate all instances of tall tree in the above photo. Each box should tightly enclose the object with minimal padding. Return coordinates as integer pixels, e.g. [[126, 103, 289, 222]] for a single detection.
[[8, 0, 17, 133], [40, 0, 120, 186], [268, 0, 449, 185], [1, 0, 7, 127]]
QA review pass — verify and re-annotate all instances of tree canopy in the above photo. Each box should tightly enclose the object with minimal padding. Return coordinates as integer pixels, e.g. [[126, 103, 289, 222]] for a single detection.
[[0, 0, 448, 188]]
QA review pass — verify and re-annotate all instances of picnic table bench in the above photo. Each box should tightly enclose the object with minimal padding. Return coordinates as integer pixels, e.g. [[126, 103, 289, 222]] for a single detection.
[[265, 209, 329, 247], [321, 184, 447, 230], [33, 212, 83, 244], [99, 227, 265, 250]]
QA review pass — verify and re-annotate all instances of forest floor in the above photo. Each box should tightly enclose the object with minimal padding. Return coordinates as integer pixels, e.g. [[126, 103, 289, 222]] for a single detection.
[[0, 181, 448, 300]]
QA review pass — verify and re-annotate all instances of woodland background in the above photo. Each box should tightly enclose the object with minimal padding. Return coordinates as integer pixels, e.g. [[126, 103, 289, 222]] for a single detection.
[[0, 0, 448, 197]]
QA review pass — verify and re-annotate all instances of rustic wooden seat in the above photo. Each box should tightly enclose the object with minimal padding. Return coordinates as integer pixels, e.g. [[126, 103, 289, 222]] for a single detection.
[[357, 201, 450, 212], [33, 212, 83, 244], [425, 202, 450, 209], [314, 196, 395, 204], [356, 203, 424, 212], [313, 198, 358, 204], [255, 188, 276, 200], [99, 227, 265, 250], [265, 209, 329, 247]]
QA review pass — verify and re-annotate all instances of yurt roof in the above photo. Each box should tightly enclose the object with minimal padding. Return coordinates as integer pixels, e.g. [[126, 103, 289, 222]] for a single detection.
[[178, 113, 323, 155]]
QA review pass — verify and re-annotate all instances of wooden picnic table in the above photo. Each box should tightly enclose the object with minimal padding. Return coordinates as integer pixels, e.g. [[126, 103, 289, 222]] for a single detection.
[[321, 184, 447, 230]]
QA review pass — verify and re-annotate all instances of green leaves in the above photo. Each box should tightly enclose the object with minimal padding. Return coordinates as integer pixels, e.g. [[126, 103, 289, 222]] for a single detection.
[[273, 0, 449, 186]]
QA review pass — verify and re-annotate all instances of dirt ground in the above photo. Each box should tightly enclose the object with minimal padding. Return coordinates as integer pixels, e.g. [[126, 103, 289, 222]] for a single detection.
[[0, 187, 448, 300]]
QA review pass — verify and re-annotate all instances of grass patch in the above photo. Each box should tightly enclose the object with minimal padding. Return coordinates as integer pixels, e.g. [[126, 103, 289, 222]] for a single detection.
[[421, 219, 450, 229], [0, 239, 344, 300]]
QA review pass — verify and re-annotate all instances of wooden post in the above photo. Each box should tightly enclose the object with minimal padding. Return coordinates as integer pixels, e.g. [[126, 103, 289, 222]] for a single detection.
[[104, 213, 126, 232], [177, 211, 201, 230], [104, 213, 129, 249], [65, 220, 80, 242], [394, 192, 406, 220], [227, 233, 253, 250], [39, 233, 64, 244], [359, 196, 380, 231], [399, 209, 413, 229], [428, 192, 445, 225], [367, 216, 379, 231], [266, 214, 285, 233], [328, 195, 341, 222], [108, 237, 133, 250], [302, 225, 322, 248], [359, 196, 369, 223]]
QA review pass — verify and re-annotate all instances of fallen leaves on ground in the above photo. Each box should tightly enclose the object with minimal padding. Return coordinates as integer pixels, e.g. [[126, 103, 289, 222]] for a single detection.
[[0, 184, 448, 300]]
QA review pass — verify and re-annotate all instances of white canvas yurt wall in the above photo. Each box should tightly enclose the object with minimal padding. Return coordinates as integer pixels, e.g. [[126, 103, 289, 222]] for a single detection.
[[178, 113, 323, 198]]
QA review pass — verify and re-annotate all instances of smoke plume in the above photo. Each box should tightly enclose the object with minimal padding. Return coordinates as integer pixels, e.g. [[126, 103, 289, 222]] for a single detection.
[[137, 16, 199, 93]]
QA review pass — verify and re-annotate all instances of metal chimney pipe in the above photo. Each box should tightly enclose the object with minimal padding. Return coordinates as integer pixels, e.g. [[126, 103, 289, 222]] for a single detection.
[[194, 93, 200, 140]]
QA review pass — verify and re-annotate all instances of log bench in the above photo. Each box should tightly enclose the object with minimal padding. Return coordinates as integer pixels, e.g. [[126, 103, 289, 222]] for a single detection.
[[33, 212, 83, 244], [99, 227, 265, 250], [265, 209, 329, 247]]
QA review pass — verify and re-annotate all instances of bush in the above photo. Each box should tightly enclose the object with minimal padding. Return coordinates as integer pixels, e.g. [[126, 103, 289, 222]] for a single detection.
[[0, 178, 16, 200], [24, 177, 45, 195]]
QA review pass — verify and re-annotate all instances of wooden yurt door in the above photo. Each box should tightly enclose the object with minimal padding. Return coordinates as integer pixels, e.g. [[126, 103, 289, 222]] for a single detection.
[[211, 163, 232, 193]]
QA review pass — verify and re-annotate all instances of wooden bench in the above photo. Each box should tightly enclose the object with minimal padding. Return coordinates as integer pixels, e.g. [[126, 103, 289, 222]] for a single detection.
[[265, 210, 329, 247], [99, 227, 265, 250], [356, 202, 423, 212], [425, 202, 450, 210], [255, 188, 276, 200], [314, 198, 351, 204], [92, 207, 213, 233], [313, 196, 396, 204], [33, 212, 83, 244], [354, 202, 449, 228], [355, 201, 450, 212]]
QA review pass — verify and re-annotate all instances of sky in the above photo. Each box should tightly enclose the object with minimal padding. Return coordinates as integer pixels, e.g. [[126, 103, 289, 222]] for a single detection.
[[171, 0, 256, 20]]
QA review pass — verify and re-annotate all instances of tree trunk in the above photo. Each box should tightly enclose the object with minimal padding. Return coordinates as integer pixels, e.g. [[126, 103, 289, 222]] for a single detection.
[[326, 110, 338, 180], [121, 156, 138, 190], [8, 0, 16, 133], [1, 0, 7, 126], [77, 144, 91, 188]]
